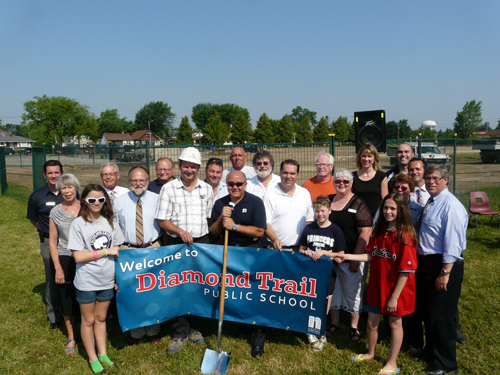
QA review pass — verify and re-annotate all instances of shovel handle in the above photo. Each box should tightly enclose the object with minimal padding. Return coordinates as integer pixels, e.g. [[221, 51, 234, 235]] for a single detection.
[[219, 229, 229, 322]]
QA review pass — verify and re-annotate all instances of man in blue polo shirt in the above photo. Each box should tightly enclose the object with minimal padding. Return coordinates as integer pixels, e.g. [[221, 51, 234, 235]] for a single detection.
[[26, 160, 65, 329]]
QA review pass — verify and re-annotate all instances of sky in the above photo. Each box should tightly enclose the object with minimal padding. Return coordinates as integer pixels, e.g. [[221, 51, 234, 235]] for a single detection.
[[1, 1, 499, 131]]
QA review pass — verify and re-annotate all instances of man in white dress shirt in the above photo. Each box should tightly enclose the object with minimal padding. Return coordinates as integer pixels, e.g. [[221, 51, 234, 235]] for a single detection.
[[409, 158, 430, 207], [245, 150, 280, 199], [100, 163, 129, 202]]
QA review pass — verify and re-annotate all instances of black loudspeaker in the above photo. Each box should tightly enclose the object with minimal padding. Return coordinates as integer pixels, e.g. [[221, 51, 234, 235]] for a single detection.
[[354, 110, 386, 153]]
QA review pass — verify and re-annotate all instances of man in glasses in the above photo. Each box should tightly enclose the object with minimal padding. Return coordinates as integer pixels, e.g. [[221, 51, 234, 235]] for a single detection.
[[204, 158, 228, 200], [303, 152, 336, 201], [415, 165, 467, 375], [148, 157, 176, 194], [221, 147, 257, 182], [100, 162, 129, 202], [246, 150, 280, 199], [386, 143, 415, 191], [114, 166, 163, 345]]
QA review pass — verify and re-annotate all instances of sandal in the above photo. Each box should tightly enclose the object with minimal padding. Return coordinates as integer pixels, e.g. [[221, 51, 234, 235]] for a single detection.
[[325, 323, 339, 336], [64, 339, 76, 355], [350, 328, 361, 342]]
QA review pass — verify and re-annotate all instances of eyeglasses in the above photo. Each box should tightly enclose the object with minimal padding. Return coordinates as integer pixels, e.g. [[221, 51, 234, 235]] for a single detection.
[[316, 163, 332, 168], [256, 161, 270, 166], [100, 173, 117, 178], [334, 179, 351, 185], [393, 185, 409, 192], [424, 176, 445, 183], [227, 181, 245, 187], [130, 179, 148, 185], [85, 197, 106, 204]]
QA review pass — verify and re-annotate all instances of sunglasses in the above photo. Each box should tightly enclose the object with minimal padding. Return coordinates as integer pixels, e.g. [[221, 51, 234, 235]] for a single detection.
[[84, 197, 106, 204], [393, 185, 409, 192], [206, 158, 223, 167], [227, 181, 245, 187], [256, 161, 270, 166], [334, 179, 351, 185]]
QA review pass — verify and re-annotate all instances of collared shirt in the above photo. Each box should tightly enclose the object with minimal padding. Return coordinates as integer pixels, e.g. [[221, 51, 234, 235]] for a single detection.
[[114, 190, 162, 245], [263, 184, 314, 247], [210, 192, 267, 246], [222, 165, 257, 182], [148, 178, 168, 194], [27, 184, 64, 234], [155, 177, 214, 238], [417, 188, 468, 263], [105, 185, 130, 203], [409, 200, 424, 224], [410, 185, 431, 207], [245, 173, 281, 199], [207, 181, 228, 201]]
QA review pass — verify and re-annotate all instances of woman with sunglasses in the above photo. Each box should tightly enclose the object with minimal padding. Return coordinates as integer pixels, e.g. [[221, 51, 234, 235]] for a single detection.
[[68, 184, 124, 374], [48, 173, 81, 355], [327, 169, 372, 342]]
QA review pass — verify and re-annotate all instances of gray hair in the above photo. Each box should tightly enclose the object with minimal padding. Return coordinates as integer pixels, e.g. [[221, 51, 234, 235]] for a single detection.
[[100, 162, 119, 174], [315, 152, 334, 166], [56, 173, 81, 191], [157, 157, 174, 168], [252, 150, 275, 169], [424, 164, 449, 180], [333, 168, 353, 182]]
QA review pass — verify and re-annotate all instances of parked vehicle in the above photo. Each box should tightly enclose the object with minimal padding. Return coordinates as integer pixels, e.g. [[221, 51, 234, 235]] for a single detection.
[[387, 142, 450, 166], [472, 139, 500, 163], [3, 147, 15, 155]]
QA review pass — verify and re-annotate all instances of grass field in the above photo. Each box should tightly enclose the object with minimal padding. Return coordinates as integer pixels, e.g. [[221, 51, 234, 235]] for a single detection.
[[1, 184, 499, 374]]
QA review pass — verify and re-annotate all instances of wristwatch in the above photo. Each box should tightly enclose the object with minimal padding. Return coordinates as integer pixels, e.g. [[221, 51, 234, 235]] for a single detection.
[[440, 268, 451, 276], [232, 224, 238, 231]]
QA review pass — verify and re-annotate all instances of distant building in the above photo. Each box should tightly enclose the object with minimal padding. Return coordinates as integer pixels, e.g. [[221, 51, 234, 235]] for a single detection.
[[131, 130, 162, 146], [101, 133, 135, 146], [421, 120, 438, 132], [0, 131, 35, 149]]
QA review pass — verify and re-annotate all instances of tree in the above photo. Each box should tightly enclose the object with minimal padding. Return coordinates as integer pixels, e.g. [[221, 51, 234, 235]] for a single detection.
[[313, 116, 330, 142], [191, 103, 251, 132], [275, 114, 294, 144], [496, 119, 500, 130], [22, 95, 97, 144], [98, 109, 133, 136], [386, 121, 398, 139], [290, 106, 318, 126], [438, 128, 455, 138], [453, 100, 483, 139], [398, 119, 413, 138], [253, 113, 274, 144], [295, 116, 313, 143], [176, 116, 194, 144], [230, 112, 251, 145], [203, 114, 230, 145], [134, 101, 176, 140], [330, 116, 350, 141]]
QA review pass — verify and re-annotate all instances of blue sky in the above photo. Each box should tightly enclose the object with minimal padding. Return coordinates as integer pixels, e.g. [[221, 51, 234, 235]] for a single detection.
[[1, 1, 499, 131]]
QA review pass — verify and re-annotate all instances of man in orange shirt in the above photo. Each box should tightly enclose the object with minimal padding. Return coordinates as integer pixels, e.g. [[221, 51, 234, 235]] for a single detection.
[[303, 152, 336, 200]]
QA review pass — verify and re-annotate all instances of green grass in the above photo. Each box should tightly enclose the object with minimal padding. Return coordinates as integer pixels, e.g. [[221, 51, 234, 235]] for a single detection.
[[1, 183, 499, 374]]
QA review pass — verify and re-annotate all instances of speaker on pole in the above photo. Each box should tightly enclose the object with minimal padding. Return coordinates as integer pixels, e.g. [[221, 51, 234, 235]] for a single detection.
[[354, 110, 386, 153]]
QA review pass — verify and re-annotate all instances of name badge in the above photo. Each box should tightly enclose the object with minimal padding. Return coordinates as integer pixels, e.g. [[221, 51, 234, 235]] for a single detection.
[[46, 202, 56, 206], [348, 208, 357, 213]]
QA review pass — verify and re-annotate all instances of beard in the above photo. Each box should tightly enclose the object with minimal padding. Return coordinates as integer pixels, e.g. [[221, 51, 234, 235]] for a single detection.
[[257, 167, 272, 179]]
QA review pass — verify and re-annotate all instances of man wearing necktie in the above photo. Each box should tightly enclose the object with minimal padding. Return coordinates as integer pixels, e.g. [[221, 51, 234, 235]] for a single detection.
[[409, 158, 430, 207], [100, 163, 130, 202], [114, 166, 163, 345]]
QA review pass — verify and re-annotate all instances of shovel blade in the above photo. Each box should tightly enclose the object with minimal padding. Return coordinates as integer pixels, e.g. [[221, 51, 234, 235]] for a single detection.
[[201, 348, 231, 375]]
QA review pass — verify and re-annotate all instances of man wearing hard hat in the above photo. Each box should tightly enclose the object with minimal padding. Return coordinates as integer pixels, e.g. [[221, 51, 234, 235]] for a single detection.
[[155, 147, 214, 354]]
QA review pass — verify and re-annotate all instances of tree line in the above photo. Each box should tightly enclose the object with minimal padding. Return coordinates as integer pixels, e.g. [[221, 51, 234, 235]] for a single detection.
[[1, 96, 497, 146]]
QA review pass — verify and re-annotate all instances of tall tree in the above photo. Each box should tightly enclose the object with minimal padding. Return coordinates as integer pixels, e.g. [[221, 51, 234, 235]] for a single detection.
[[203, 114, 230, 145], [313, 116, 330, 142], [134, 101, 176, 140], [191, 103, 250, 132], [22, 95, 97, 144], [330, 116, 350, 141], [453, 100, 483, 139], [295, 116, 313, 143], [253, 113, 274, 144], [98, 109, 133, 136], [290, 106, 318, 126], [386, 121, 398, 139], [275, 114, 294, 144], [230, 112, 251, 145], [176, 116, 194, 144], [398, 119, 412, 138]]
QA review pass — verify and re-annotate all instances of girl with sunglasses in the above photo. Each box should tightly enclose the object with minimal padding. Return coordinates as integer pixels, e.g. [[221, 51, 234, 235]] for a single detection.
[[68, 184, 124, 374]]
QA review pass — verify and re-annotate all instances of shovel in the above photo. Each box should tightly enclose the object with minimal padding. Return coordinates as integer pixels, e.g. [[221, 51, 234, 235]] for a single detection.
[[201, 228, 231, 374]]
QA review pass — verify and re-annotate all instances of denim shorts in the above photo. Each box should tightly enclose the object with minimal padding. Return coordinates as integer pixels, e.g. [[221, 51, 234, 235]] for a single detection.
[[75, 288, 114, 304]]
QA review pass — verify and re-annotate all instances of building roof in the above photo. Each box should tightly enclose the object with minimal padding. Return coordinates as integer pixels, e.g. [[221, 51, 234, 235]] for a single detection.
[[131, 130, 160, 141], [0, 131, 34, 142], [102, 133, 135, 141]]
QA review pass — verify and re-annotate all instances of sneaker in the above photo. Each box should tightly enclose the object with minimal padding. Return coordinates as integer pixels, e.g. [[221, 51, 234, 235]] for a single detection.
[[312, 335, 327, 352], [188, 329, 205, 346], [166, 337, 188, 354]]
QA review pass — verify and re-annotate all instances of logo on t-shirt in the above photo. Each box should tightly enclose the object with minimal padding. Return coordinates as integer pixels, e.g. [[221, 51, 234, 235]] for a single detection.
[[372, 246, 397, 261], [91, 231, 112, 250]]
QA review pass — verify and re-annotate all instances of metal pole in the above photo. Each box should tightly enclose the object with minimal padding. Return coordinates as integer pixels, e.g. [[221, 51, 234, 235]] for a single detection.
[[418, 134, 422, 159], [453, 133, 457, 195], [329, 134, 335, 175]]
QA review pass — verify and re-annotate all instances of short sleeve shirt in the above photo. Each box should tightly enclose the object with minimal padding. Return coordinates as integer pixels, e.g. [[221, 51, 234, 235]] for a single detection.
[[302, 175, 336, 201], [27, 184, 65, 234], [299, 221, 347, 253]]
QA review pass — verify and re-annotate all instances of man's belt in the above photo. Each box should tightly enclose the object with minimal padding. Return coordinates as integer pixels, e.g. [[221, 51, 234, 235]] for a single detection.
[[123, 238, 161, 249]]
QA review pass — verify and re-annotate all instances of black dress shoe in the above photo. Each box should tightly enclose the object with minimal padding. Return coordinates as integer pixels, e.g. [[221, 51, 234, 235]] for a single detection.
[[424, 368, 459, 375], [456, 330, 467, 344], [251, 345, 264, 358]]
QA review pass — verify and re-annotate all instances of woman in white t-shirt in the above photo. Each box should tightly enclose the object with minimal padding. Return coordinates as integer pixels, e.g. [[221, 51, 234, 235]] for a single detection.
[[68, 184, 124, 374]]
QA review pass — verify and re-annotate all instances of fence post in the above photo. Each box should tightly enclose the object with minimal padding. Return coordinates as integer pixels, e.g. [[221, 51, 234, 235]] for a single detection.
[[32, 147, 47, 192], [453, 133, 457, 195], [0, 148, 7, 195], [329, 134, 336, 175], [417, 134, 422, 158], [146, 142, 150, 175]]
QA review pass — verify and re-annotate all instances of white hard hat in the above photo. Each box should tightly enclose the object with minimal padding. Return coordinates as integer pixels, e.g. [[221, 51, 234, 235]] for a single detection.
[[179, 147, 202, 165]]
